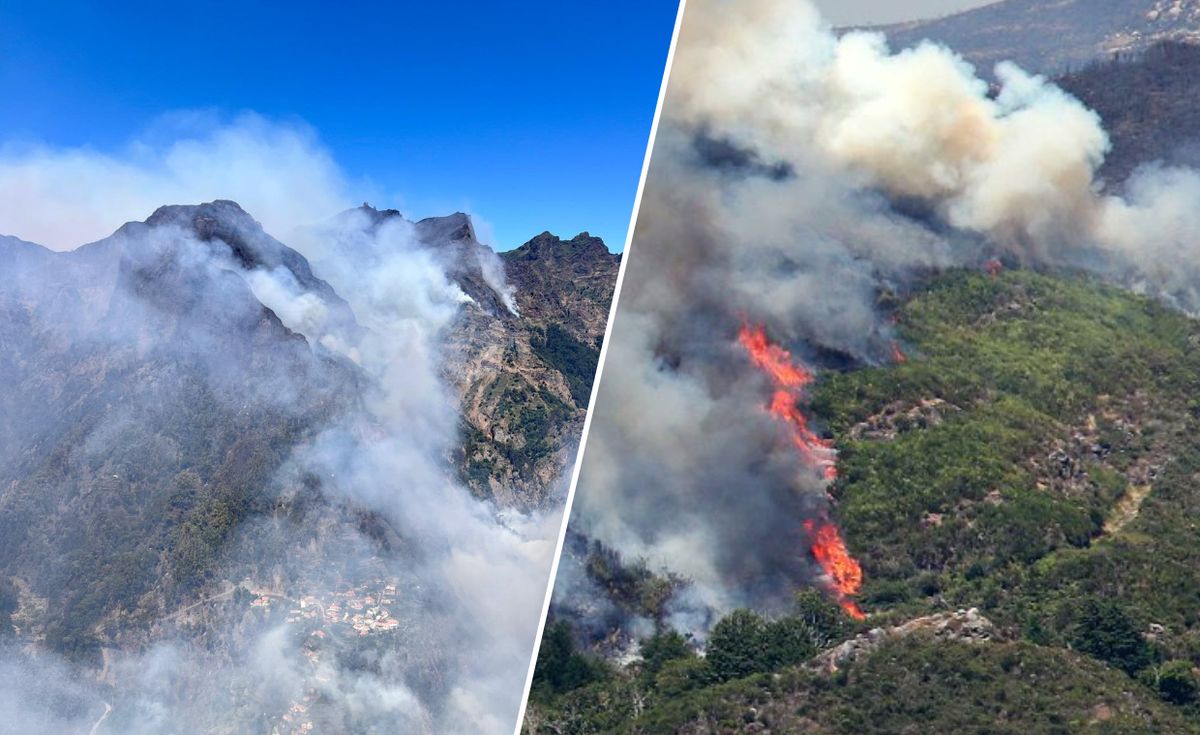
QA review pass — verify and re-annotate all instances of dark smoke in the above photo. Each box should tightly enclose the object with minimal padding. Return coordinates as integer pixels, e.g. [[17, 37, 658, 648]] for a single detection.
[[559, 0, 1200, 639]]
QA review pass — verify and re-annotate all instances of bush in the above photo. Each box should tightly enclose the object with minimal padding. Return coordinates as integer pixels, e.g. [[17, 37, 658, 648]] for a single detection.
[[653, 656, 712, 696], [705, 603, 840, 683], [640, 629, 694, 680], [1156, 660, 1199, 705]]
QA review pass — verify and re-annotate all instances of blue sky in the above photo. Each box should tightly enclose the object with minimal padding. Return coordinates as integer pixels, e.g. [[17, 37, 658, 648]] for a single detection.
[[0, 1, 679, 250]]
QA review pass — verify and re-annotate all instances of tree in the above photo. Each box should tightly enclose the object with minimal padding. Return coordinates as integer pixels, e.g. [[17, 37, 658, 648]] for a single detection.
[[763, 616, 819, 669], [1067, 599, 1152, 675], [640, 629, 694, 680], [793, 589, 850, 648], [532, 621, 607, 695], [707, 609, 769, 682], [0, 578, 16, 635]]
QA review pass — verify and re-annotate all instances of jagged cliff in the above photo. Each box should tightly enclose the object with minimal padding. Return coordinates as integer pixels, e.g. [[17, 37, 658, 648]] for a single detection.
[[450, 230, 619, 508]]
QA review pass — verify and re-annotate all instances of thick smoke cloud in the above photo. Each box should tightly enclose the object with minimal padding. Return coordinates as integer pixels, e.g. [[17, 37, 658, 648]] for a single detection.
[[0, 129, 543, 731], [567, 0, 1200, 633], [242, 211, 550, 731]]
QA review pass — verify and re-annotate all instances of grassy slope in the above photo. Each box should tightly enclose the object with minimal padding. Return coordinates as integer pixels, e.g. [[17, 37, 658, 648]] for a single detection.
[[527, 269, 1200, 733]]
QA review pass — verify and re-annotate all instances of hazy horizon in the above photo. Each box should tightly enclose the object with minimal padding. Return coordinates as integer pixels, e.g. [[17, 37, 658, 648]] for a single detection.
[[814, 0, 997, 26]]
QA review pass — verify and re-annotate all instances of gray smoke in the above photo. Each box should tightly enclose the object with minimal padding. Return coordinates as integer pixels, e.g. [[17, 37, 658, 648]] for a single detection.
[[0, 147, 555, 732], [566, 0, 1200, 634]]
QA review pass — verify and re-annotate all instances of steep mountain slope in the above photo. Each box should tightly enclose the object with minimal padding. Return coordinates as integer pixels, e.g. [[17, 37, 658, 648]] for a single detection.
[[0, 206, 360, 656], [1057, 41, 1200, 187], [450, 230, 619, 508], [875, 0, 1200, 76], [524, 269, 1200, 733], [0, 200, 618, 731], [527, 5, 1200, 733], [316, 205, 620, 509]]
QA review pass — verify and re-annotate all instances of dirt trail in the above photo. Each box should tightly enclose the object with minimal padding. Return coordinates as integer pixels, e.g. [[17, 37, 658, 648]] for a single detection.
[[162, 583, 235, 621], [1104, 484, 1152, 535]]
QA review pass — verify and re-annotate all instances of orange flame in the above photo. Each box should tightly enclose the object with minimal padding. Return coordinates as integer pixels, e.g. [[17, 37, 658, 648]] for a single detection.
[[737, 323, 865, 618], [768, 390, 837, 480], [738, 324, 812, 389], [804, 519, 866, 620], [891, 341, 907, 364], [983, 258, 1003, 278]]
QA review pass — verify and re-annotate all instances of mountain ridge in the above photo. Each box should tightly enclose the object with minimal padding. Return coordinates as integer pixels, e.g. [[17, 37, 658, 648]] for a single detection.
[[0, 198, 618, 658], [872, 0, 1200, 76]]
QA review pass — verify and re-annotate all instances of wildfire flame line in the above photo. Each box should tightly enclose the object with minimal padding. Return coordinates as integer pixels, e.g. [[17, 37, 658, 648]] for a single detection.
[[737, 323, 866, 620]]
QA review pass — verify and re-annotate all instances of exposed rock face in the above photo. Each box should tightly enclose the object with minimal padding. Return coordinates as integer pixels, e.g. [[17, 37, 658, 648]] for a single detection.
[[874, 0, 1200, 77], [448, 231, 620, 509], [807, 608, 1001, 674], [847, 398, 960, 442], [502, 232, 620, 341]]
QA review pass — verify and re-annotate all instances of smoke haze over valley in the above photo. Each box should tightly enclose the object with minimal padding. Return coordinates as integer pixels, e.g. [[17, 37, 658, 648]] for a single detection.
[[0, 117, 619, 732]]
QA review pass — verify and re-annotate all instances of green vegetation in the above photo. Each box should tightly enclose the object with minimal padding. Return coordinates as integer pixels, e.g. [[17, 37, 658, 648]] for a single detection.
[[813, 271, 1200, 658], [495, 378, 574, 473], [0, 358, 348, 660], [527, 269, 1200, 733], [0, 578, 16, 635], [531, 323, 602, 408], [532, 621, 611, 699], [458, 373, 577, 499], [704, 593, 851, 683], [583, 540, 682, 623]]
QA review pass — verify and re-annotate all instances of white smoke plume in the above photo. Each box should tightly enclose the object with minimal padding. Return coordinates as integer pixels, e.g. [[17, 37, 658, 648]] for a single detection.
[[0, 119, 550, 732], [566, 0, 1200, 635], [0, 113, 356, 250], [251, 209, 554, 730]]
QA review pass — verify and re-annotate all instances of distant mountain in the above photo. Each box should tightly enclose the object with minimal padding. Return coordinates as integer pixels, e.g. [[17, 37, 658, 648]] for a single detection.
[[1058, 41, 1200, 187], [874, 1, 1200, 189], [875, 0, 1200, 76]]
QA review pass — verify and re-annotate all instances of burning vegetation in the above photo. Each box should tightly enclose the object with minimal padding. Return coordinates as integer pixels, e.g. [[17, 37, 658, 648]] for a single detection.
[[528, 0, 1200, 729], [737, 323, 865, 620]]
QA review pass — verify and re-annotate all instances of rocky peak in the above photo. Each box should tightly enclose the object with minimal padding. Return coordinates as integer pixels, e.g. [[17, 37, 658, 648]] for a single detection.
[[504, 231, 613, 265], [338, 205, 477, 250], [414, 212, 476, 245], [353, 202, 403, 227], [139, 200, 315, 280]]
